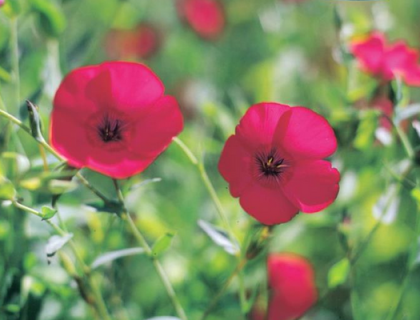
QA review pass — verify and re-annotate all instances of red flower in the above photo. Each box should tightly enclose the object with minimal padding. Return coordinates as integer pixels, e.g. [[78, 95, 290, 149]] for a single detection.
[[267, 253, 318, 320], [350, 31, 420, 86], [218, 103, 339, 225], [105, 23, 161, 60], [177, 0, 225, 40], [50, 61, 183, 179]]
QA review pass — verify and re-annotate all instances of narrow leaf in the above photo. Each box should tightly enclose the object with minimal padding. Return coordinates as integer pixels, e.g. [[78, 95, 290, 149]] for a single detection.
[[26, 100, 45, 143], [41, 206, 57, 220], [152, 233, 175, 257], [45, 233, 73, 258], [198, 220, 239, 255], [91, 248, 145, 269], [328, 258, 350, 288], [372, 184, 399, 225]]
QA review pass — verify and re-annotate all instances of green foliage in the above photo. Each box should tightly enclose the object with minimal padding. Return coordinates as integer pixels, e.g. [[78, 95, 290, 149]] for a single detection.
[[0, 0, 420, 319]]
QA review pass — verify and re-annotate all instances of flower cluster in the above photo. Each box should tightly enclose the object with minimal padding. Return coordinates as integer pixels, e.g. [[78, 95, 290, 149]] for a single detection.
[[350, 31, 420, 86], [218, 103, 340, 225]]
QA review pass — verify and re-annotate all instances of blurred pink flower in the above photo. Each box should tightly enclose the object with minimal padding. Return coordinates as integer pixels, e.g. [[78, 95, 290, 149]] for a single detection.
[[177, 0, 225, 40], [350, 31, 420, 86], [267, 253, 318, 320], [0, 0, 5, 7], [105, 23, 161, 60]]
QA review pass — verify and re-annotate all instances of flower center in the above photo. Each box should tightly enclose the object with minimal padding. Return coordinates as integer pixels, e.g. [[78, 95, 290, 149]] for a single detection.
[[97, 115, 123, 143], [255, 149, 288, 178]]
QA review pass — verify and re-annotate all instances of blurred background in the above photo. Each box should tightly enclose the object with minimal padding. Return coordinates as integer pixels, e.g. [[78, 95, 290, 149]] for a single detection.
[[1, 0, 420, 319]]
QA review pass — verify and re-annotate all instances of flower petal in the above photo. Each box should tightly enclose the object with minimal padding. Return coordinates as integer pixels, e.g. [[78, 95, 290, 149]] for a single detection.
[[273, 107, 337, 160], [350, 32, 386, 76], [236, 103, 290, 151], [50, 108, 90, 167], [267, 254, 317, 320], [86, 61, 165, 114], [53, 65, 102, 120], [218, 135, 254, 197], [384, 41, 419, 80], [282, 160, 340, 213], [239, 183, 298, 225], [129, 95, 183, 157], [403, 66, 420, 86]]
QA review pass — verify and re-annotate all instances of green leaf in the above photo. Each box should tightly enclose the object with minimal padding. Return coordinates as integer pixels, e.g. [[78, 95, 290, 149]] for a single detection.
[[48, 179, 77, 195], [4, 304, 20, 313], [152, 232, 175, 257], [30, 0, 66, 37], [328, 258, 350, 288], [45, 233, 73, 258], [40, 206, 57, 220], [412, 188, 420, 209], [198, 220, 239, 255], [91, 247, 145, 269], [26, 100, 45, 143], [0, 66, 11, 82], [0, 177, 16, 200]]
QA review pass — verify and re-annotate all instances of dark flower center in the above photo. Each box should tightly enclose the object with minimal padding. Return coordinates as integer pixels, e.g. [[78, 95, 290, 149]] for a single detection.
[[255, 149, 287, 178], [97, 115, 123, 143]]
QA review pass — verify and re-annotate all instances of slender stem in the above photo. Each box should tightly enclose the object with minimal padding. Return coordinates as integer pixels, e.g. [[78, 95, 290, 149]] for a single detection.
[[113, 180, 188, 320], [173, 137, 237, 250], [395, 124, 415, 159], [173, 137, 198, 164], [75, 172, 111, 204], [10, 17, 20, 107], [201, 259, 247, 320], [39, 145, 49, 171], [12, 201, 112, 320]]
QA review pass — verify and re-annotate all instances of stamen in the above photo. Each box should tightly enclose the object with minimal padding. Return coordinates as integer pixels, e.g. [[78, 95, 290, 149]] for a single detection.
[[97, 115, 123, 143], [255, 148, 287, 179]]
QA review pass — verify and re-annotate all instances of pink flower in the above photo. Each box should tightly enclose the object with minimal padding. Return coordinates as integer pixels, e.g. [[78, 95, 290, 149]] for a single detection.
[[105, 23, 161, 60], [218, 103, 339, 225], [0, 0, 4, 7], [177, 0, 225, 40], [350, 31, 420, 86], [50, 61, 183, 179], [267, 253, 318, 320]]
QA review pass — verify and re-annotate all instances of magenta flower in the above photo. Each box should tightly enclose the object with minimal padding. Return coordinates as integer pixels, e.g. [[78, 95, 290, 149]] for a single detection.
[[350, 31, 420, 86], [218, 103, 339, 225], [177, 0, 225, 40], [267, 253, 318, 320], [50, 61, 183, 179]]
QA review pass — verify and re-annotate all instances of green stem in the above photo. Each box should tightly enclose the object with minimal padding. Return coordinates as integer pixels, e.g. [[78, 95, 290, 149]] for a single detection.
[[395, 124, 415, 159], [12, 201, 112, 320], [201, 259, 247, 320], [113, 180, 188, 320], [10, 17, 20, 107], [173, 137, 237, 251]]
